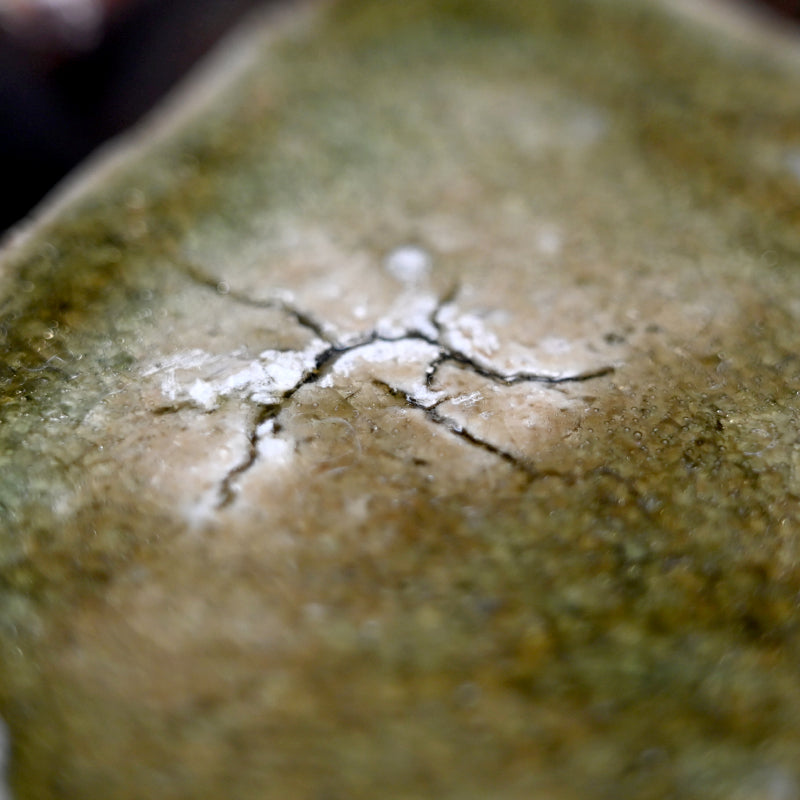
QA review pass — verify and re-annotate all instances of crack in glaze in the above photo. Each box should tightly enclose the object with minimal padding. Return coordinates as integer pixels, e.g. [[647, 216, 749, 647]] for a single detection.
[[372, 379, 573, 485], [179, 258, 334, 342], [216, 404, 281, 508], [175, 262, 616, 507]]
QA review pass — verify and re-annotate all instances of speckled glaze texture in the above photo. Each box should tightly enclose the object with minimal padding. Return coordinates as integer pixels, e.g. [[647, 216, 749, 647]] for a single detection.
[[2, 1, 800, 798]]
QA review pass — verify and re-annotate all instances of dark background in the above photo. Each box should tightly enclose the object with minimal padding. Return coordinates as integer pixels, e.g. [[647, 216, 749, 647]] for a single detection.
[[0, 0, 271, 233], [0, 0, 798, 234]]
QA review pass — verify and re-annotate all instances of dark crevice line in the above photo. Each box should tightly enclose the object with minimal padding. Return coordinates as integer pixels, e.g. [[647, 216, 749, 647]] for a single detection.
[[178, 259, 334, 344], [424, 352, 449, 389], [216, 402, 280, 508], [386, 329, 616, 389], [180, 260, 616, 388], [430, 287, 615, 388], [373, 379, 573, 485], [177, 261, 611, 506], [214, 335, 382, 508], [426, 347, 616, 388], [152, 402, 190, 415], [277, 302, 333, 345]]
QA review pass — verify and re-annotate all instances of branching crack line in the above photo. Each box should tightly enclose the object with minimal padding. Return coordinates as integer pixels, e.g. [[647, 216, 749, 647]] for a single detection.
[[176, 262, 613, 507], [216, 403, 281, 508], [372, 380, 572, 485], [179, 258, 333, 342]]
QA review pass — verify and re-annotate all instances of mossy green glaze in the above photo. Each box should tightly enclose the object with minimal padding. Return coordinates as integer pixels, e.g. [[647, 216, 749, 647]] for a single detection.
[[2, 1, 800, 798]]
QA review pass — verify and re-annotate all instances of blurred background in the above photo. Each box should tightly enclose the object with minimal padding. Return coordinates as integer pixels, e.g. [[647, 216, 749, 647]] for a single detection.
[[0, 0, 798, 234], [0, 0, 273, 233]]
